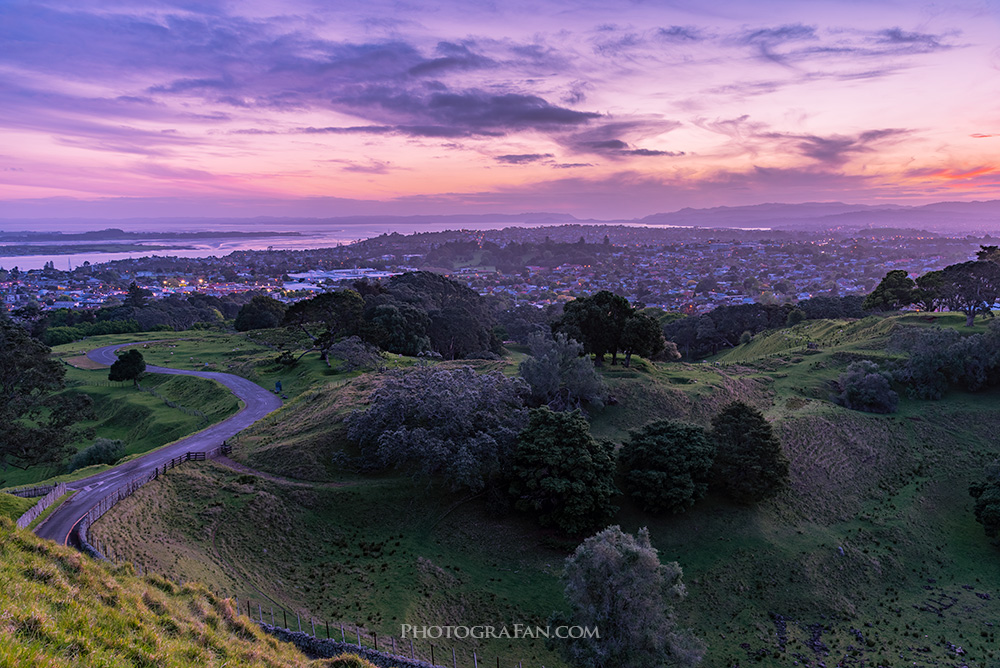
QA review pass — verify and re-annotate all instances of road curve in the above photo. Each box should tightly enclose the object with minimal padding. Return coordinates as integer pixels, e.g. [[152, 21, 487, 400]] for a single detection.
[[33, 343, 282, 546]]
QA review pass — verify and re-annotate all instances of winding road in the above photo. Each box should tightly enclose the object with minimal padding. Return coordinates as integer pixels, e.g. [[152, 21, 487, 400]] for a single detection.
[[33, 343, 283, 547]]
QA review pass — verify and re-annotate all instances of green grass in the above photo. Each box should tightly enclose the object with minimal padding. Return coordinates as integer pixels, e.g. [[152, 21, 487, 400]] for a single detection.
[[0, 368, 240, 490], [0, 493, 36, 522], [0, 516, 380, 667], [90, 315, 1000, 666]]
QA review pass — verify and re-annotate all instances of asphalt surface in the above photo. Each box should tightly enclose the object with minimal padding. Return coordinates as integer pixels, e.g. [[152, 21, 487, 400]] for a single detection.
[[32, 343, 282, 547]]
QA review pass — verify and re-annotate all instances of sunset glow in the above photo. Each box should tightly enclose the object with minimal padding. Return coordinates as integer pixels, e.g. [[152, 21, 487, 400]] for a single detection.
[[2, 0, 999, 218]]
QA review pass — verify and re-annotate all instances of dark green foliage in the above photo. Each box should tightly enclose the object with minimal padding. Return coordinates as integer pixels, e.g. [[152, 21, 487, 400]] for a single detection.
[[69, 437, 126, 472], [509, 408, 618, 534], [940, 260, 1000, 327], [552, 526, 703, 668], [863, 270, 915, 311], [518, 332, 606, 410], [234, 295, 286, 331], [345, 366, 528, 491], [892, 321, 1000, 398], [283, 289, 365, 363], [834, 360, 899, 413], [970, 461, 1000, 539], [621, 421, 715, 514], [786, 308, 805, 327], [913, 270, 945, 312], [124, 281, 153, 308], [361, 303, 431, 356], [0, 318, 94, 474], [554, 290, 664, 366], [710, 401, 789, 503], [108, 349, 146, 387], [328, 336, 382, 372]]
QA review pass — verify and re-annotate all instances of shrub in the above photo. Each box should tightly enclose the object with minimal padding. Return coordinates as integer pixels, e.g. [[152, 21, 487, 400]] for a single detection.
[[834, 360, 899, 413], [710, 402, 789, 503], [621, 421, 715, 514], [69, 438, 126, 472], [970, 460, 1000, 539]]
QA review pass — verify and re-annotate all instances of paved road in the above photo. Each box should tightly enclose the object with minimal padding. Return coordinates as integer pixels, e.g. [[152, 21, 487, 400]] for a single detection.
[[33, 343, 282, 547]]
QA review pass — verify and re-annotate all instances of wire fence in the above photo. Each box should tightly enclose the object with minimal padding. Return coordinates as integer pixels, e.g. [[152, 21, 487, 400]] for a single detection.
[[82, 448, 540, 667], [15, 483, 68, 529]]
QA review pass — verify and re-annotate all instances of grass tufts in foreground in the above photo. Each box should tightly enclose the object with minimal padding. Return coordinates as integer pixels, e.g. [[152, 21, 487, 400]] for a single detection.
[[0, 517, 384, 668]]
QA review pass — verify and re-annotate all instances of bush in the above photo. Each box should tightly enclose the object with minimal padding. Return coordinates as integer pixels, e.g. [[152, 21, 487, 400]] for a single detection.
[[621, 421, 715, 514], [345, 366, 528, 491], [69, 438, 126, 472], [509, 408, 618, 534], [970, 460, 1000, 539], [710, 402, 789, 503], [519, 332, 606, 410], [834, 360, 898, 413]]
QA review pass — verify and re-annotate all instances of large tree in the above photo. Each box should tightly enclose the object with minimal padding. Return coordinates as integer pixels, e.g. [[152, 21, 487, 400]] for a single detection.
[[108, 348, 146, 387], [518, 332, 607, 410], [863, 270, 915, 311], [509, 408, 618, 534], [552, 525, 704, 668], [710, 401, 789, 503], [283, 289, 365, 364], [0, 318, 93, 476], [834, 360, 899, 414], [621, 421, 715, 514], [554, 291, 663, 366], [940, 260, 1000, 327], [345, 366, 528, 492], [234, 295, 286, 331]]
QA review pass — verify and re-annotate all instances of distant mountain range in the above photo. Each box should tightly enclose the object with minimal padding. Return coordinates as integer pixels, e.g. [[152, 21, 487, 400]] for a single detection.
[[2, 200, 999, 235]]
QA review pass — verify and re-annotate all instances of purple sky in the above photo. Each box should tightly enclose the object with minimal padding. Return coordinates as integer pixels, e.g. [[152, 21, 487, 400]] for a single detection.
[[1, 0, 998, 219]]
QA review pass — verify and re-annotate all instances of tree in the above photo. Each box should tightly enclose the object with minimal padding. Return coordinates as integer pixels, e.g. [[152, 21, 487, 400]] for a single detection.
[[621, 421, 715, 514], [509, 408, 618, 534], [970, 460, 1000, 539], [913, 270, 945, 312], [345, 366, 528, 492], [283, 289, 365, 364], [862, 270, 915, 311], [555, 291, 663, 366], [552, 525, 704, 668], [0, 318, 93, 475], [108, 349, 146, 387], [234, 295, 286, 331], [620, 313, 666, 367], [834, 360, 899, 413], [710, 402, 789, 503], [124, 281, 153, 308], [940, 260, 1000, 327], [518, 332, 607, 410], [785, 309, 805, 327]]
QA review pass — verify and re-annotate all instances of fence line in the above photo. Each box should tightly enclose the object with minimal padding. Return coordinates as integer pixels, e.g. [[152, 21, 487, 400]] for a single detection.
[[15, 483, 68, 529], [5, 484, 58, 499]]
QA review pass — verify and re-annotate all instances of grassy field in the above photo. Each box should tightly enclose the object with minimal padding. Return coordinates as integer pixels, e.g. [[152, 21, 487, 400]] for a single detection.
[[0, 492, 36, 522], [89, 314, 1000, 666], [0, 516, 377, 667], [0, 365, 240, 490]]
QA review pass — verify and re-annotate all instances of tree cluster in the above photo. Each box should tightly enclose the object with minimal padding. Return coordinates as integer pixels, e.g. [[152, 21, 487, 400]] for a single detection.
[[891, 320, 1000, 398], [664, 297, 865, 359], [864, 252, 1000, 326], [553, 291, 665, 366], [970, 460, 1000, 540], [68, 438, 126, 472], [0, 317, 94, 477], [518, 332, 607, 411], [345, 366, 528, 492]]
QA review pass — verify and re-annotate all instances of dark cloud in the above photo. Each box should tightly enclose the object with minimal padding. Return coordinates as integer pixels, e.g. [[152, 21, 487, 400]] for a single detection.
[[408, 41, 496, 76], [656, 26, 704, 42], [495, 153, 554, 164], [149, 76, 234, 93], [737, 23, 818, 65], [582, 139, 630, 151], [765, 128, 910, 166], [552, 162, 592, 169], [625, 148, 684, 157]]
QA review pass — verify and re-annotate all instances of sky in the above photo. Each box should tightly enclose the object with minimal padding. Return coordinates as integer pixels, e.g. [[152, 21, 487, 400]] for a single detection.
[[0, 0, 998, 220]]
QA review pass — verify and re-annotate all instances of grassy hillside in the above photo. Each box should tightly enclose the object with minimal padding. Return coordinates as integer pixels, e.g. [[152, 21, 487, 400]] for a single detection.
[[0, 493, 35, 522], [0, 366, 240, 490], [0, 516, 381, 667], [91, 314, 1000, 666]]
